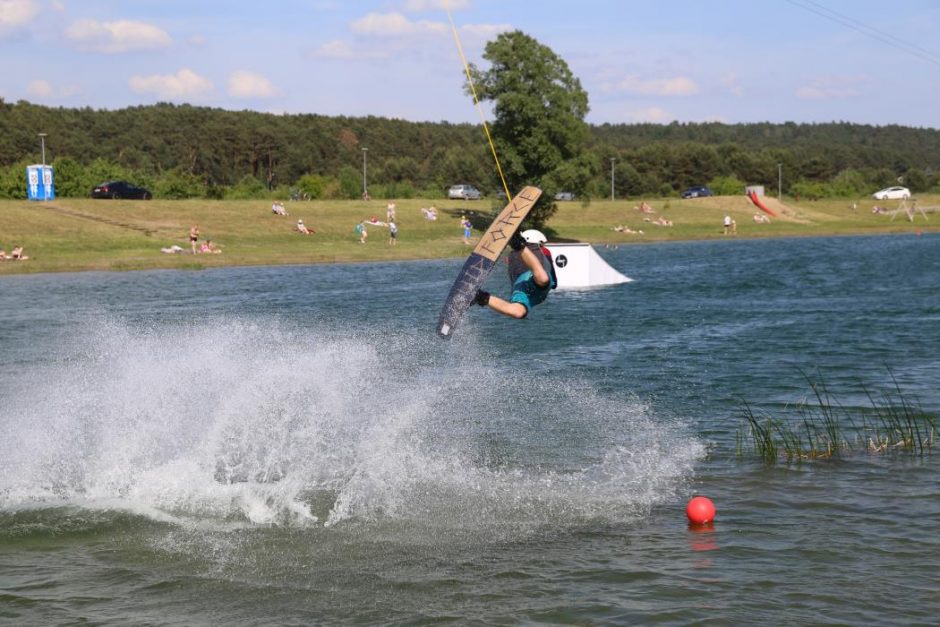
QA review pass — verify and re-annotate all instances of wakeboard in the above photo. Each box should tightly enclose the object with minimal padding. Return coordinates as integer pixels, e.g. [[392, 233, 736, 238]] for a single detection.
[[436, 185, 542, 338]]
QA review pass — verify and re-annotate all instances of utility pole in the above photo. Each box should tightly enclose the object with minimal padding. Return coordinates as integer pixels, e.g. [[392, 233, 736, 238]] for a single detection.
[[362, 147, 368, 199], [778, 163, 782, 200], [38, 133, 47, 165], [610, 157, 616, 201]]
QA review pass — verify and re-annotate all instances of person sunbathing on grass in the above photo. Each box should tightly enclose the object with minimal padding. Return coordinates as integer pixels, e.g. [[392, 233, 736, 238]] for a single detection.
[[296, 219, 316, 235]]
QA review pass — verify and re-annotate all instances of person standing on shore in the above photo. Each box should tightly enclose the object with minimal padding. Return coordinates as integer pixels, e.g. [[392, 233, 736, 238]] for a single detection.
[[388, 221, 398, 245], [461, 216, 472, 245], [190, 225, 199, 253]]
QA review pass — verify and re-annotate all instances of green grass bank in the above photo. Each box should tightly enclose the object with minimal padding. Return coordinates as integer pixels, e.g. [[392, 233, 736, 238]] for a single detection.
[[0, 194, 936, 275]]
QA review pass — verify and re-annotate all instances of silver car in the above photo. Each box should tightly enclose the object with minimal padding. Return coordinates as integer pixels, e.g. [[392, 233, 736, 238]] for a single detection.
[[871, 186, 910, 200], [448, 184, 482, 200]]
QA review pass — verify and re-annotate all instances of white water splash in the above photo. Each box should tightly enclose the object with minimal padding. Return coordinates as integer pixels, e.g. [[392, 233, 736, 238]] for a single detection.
[[0, 317, 705, 534]]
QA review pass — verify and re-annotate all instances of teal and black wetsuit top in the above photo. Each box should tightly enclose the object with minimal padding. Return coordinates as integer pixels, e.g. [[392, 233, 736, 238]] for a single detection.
[[507, 244, 558, 314]]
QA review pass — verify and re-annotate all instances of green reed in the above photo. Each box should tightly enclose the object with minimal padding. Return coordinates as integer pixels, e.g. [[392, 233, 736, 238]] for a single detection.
[[860, 373, 937, 454], [738, 400, 778, 463], [736, 371, 936, 464]]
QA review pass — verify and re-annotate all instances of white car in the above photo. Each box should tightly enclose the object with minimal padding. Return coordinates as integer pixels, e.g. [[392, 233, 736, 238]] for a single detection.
[[872, 186, 910, 200], [448, 184, 482, 200]]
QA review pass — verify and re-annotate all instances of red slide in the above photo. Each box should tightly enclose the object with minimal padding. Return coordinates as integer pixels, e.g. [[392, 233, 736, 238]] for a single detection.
[[747, 190, 778, 217]]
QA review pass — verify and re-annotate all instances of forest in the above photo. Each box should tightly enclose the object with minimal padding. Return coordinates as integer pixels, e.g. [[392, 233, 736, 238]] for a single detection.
[[1, 99, 938, 201]]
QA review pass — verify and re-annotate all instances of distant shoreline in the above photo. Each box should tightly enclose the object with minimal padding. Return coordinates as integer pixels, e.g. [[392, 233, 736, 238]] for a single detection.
[[0, 196, 935, 277], [1, 228, 933, 279]]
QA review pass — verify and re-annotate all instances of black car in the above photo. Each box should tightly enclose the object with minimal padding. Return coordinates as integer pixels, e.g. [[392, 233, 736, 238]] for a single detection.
[[681, 186, 712, 199], [91, 180, 152, 200]]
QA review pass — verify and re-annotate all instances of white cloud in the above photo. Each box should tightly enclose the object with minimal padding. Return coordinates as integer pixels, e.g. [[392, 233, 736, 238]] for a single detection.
[[628, 106, 673, 123], [228, 70, 278, 99], [402, 0, 469, 10], [51, 0, 64, 11], [25, 79, 78, 99], [796, 76, 866, 100], [346, 10, 507, 48], [312, 39, 390, 60], [66, 19, 171, 53], [26, 79, 52, 97], [313, 39, 355, 58], [795, 85, 855, 100], [458, 22, 511, 39], [0, 0, 40, 31], [720, 72, 744, 97], [351, 12, 447, 37], [130, 68, 213, 100], [612, 75, 699, 96]]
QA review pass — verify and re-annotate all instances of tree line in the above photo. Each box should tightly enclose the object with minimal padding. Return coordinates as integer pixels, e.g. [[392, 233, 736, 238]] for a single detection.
[[1, 98, 937, 201]]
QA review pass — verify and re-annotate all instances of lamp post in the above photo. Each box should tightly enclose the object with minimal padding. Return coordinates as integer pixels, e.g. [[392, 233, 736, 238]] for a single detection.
[[610, 157, 616, 201], [362, 147, 368, 199], [777, 163, 782, 200], [38, 133, 47, 165]]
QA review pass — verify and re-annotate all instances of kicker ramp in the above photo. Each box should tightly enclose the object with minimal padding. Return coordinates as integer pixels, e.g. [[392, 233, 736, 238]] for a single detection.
[[544, 243, 632, 289]]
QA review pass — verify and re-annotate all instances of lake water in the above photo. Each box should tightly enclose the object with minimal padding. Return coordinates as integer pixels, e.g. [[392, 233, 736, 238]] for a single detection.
[[1, 234, 938, 625]]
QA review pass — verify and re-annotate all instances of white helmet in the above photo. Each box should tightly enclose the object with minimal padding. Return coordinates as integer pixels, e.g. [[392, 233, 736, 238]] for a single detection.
[[521, 229, 547, 244]]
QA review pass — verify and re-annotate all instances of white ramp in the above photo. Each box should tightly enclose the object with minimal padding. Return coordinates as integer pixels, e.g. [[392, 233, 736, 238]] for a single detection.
[[544, 243, 632, 289]]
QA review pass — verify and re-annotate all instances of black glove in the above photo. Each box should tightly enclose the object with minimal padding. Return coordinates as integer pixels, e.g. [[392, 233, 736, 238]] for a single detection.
[[509, 231, 526, 251], [474, 290, 490, 306]]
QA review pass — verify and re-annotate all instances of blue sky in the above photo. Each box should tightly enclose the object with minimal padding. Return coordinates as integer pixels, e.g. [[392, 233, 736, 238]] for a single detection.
[[1, 0, 938, 127]]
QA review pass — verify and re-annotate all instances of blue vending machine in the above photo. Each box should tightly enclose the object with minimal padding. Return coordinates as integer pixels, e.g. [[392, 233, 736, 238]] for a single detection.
[[26, 164, 55, 201]]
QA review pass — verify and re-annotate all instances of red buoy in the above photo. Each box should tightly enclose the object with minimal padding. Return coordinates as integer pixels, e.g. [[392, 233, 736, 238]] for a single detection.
[[686, 496, 716, 525]]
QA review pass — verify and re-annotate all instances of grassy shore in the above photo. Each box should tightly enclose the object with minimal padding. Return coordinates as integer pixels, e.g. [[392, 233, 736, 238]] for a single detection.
[[0, 194, 936, 275]]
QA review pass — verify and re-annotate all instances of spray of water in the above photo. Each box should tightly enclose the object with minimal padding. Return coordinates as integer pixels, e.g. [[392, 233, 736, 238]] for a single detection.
[[0, 317, 704, 536]]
